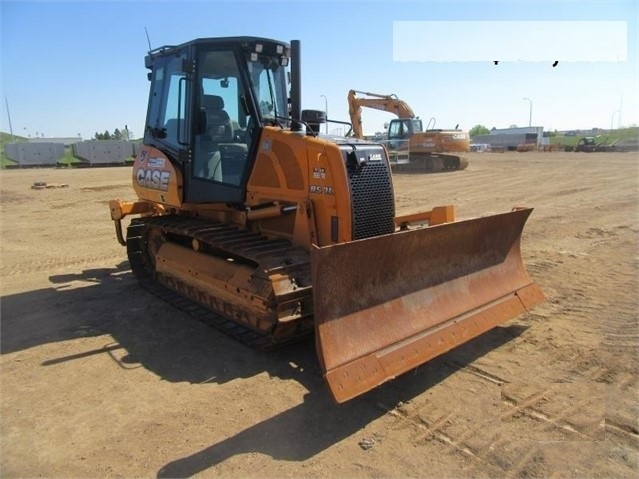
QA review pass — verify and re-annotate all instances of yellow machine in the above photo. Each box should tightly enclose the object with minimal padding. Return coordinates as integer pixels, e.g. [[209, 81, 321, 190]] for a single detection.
[[109, 37, 544, 403], [347, 90, 470, 172]]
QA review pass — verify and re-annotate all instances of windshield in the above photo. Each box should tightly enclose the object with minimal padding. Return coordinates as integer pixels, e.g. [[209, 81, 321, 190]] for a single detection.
[[411, 119, 424, 133], [246, 58, 288, 124]]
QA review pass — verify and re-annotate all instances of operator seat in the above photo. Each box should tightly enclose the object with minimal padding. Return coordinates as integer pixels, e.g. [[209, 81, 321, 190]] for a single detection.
[[202, 94, 233, 142], [197, 95, 233, 180]]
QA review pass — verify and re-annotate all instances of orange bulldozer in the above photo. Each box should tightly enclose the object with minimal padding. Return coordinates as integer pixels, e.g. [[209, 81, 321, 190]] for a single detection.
[[109, 36, 544, 403]]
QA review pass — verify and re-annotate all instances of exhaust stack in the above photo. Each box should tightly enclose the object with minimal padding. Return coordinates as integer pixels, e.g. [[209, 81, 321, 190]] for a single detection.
[[290, 40, 302, 131]]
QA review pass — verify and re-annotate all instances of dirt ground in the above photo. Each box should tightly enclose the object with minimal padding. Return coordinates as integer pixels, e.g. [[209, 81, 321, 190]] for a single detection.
[[1, 151, 638, 478]]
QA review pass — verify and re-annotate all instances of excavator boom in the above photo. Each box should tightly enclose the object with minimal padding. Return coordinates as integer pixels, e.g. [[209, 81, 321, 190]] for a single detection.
[[347, 90, 416, 138]]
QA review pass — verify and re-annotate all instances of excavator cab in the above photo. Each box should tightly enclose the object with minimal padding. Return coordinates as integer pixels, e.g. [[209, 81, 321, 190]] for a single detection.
[[387, 118, 425, 151], [388, 118, 424, 140]]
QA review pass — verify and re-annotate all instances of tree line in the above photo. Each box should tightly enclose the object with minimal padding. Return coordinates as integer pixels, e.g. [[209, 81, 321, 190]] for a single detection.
[[93, 127, 133, 140], [469, 125, 490, 137]]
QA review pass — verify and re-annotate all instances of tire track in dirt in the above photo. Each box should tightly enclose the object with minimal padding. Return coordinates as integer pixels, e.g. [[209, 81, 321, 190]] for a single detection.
[[402, 381, 611, 477], [500, 384, 606, 441], [443, 359, 506, 385], [373, 367, 506, 476], [376, 371, 618, 478], [375, 402, 483, 461], [564, 229, 638, 372]]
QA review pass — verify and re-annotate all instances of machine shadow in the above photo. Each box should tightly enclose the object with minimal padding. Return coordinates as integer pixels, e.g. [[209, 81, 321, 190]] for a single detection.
[[2, 262, 528, 476], [1, 263, 323, 388], [2, 260, 529, 387], [156, 322, 527, 478], [1, 261, 131, 355]]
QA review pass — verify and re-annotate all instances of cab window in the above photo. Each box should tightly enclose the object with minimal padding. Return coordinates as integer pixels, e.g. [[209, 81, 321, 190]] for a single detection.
[[193, 50, 249, 186], [145, 50, 189, 150]]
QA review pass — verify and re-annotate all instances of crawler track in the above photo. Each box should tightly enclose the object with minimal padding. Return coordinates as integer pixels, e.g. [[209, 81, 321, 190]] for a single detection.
[[390, 153, 469, 173], [126, 215, 314, 350]]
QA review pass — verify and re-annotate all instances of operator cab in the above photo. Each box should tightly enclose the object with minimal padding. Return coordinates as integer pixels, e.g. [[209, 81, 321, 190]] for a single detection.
[[143, 37, 291, 203], [387, 118, 423, 140], [387, 118, 424, 152]]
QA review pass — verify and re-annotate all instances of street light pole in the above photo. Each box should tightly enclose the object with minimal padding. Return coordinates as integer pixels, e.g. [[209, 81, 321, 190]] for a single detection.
[[4, 97, 15, 141], [523, 97, 532, 127], [610, 110, 620, 130], [320, 94, 328, 134]]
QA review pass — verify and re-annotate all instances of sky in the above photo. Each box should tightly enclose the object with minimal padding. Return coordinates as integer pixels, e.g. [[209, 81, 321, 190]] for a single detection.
[[1, 0, 637, 139]]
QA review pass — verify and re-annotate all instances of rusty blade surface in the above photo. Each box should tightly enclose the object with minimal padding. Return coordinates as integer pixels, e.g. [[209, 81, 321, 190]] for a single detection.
[[311, 207, 544, 403]]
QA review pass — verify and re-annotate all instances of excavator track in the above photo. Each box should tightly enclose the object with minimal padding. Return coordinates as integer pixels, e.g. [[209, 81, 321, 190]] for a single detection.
[[391, 153, 469, 173], [126, 215, 314, 351]]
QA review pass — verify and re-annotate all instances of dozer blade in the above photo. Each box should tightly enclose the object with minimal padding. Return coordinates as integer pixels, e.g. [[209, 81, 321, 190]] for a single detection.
[[311, 207, 544, 403]]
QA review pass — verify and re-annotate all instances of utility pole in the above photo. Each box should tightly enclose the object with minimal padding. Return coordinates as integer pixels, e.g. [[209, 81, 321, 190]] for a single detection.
[[523, 97, 532, 127], [320, 94, 328, 134], [4, 97, 15, 141], [611, 110, 620, 130]]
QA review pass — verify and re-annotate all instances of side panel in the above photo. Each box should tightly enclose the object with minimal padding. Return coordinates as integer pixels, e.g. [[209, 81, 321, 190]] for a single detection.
[[132, 146, 183, 207], [246, 128, 355, 247], [410, 131, 470, 153]]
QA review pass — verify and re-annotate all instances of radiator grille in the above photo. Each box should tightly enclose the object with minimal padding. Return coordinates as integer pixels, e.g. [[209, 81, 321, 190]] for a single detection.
[[344, 147, 395, 240]]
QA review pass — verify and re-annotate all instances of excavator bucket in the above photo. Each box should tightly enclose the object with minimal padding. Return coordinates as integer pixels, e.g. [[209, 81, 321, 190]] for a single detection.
[[311, 207, 544, 403]]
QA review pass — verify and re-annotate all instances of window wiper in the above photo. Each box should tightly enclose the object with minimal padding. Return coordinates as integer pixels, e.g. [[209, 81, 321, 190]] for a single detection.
[[265, 69, 284, 129], [265, 69, 278, 117]]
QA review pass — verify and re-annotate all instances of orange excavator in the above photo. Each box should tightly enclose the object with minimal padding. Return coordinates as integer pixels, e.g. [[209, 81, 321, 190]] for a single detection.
[[347, 90, 470, 172], [108, 36, 544, 403]]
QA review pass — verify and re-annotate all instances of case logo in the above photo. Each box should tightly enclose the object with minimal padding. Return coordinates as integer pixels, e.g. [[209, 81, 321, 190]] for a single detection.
[[136, 168, 170, 191]]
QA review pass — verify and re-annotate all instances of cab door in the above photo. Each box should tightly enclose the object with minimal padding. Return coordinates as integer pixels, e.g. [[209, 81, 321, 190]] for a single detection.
[[185, 48, 258, 204]]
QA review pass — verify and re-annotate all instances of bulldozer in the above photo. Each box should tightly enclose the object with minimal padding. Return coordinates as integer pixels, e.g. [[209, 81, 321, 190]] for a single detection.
[[564, 136, 622, 153], [565, 137, 598, 152], [347, 90, 470, 172], [109, 36, 544, 403]]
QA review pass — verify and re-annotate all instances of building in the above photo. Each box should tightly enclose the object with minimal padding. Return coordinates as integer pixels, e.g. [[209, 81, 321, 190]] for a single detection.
[[472, 126, 545, 151]]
